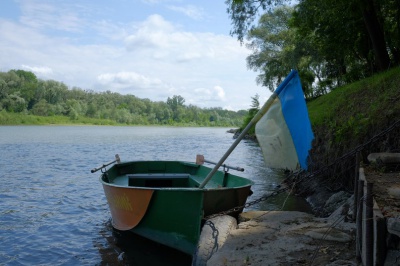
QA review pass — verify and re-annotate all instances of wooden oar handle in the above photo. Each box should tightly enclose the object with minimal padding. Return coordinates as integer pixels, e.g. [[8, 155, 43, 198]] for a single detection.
[[91, 154, 121, 173], [196, 154, 244, 172]]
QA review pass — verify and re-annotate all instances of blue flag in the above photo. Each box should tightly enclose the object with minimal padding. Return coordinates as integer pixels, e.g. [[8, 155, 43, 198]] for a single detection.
[[255, 70, 314, 170]]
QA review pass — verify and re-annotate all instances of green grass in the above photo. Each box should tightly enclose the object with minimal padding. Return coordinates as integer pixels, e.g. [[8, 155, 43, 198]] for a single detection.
[[0, 111, 236, 127], [0, 111, 118, 126], [307, 66, 400, 145]]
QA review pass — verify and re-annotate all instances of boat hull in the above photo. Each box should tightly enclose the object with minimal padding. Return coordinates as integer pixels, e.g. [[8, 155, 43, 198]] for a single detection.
[[100, 160, 253, 255]]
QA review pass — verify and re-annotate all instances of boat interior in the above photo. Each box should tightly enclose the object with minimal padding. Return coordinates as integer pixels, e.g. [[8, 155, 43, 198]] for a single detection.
[[102, 161, 252, 190], [128, 173, 195, 188]]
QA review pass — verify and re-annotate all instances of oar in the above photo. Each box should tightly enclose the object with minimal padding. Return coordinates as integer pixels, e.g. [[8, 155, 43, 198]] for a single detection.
[[196, 154, 244, 172], [91, 154, 121, 173], [198, 92, 279, 188]]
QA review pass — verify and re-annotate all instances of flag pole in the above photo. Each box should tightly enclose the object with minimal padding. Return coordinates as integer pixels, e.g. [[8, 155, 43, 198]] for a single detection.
[[198, 92, 278, 188], [199, 70, 298, 188]]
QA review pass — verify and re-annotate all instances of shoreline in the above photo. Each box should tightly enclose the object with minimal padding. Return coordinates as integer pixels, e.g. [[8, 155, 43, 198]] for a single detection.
[[208, 204, 357, 265]]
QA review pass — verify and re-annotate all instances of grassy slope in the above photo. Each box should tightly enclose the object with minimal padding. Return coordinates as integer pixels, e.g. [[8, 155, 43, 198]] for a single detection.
[[308, 66, 400, 150], [300, 66, 400, 210]]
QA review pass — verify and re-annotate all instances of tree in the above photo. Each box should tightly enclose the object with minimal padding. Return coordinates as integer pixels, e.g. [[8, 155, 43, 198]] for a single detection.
[[226, 0, 289, 43], [0, 71, 20, 102], [31, 99, 51, 116], [0, 78, 8, 101], [1, 93, 26, 112], [240, 94, 260, 134], [227, 0, 396, 76], [382, 0, 400, 64], [246, 6, 299, 91], [358, 0, 391, 71], [295, 0, 382, 80], [245, 5, 325, 97], [14, 70, 38, 108], [0, 69, 246, 127], [167, 95, 185, 121]]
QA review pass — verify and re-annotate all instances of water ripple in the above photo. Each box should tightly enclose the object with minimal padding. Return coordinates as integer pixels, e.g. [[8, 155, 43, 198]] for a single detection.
[[0, 126, 309, 265]]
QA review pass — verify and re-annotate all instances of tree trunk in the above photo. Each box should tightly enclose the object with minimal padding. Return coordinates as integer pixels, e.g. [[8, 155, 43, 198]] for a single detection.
[[360, 0, 391, 71]]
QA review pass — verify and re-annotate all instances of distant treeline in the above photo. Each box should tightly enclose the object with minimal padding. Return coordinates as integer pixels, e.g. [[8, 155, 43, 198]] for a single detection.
[[0, 69, 247, 126]]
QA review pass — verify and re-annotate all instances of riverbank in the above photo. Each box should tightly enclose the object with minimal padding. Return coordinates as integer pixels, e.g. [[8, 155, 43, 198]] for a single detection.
[[208, 202, 357, 265], [208, 153, 400, 266]]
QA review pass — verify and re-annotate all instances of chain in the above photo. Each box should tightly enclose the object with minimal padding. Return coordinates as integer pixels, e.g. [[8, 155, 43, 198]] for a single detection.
[[204, 220, 219, 257], [204, 187, 289, 220], [204, 119, 400, 221]]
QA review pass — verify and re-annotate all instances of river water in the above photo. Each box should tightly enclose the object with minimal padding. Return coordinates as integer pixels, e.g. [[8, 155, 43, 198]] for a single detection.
[[0, 126, 310, 265]]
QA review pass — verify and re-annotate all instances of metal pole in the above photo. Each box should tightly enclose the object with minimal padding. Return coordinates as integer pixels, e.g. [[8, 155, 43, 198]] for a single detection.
[[198, 93, 278, 188]]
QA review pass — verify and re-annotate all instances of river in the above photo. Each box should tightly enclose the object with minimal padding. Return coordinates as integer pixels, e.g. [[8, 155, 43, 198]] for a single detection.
[[0, 125, 310, 265]]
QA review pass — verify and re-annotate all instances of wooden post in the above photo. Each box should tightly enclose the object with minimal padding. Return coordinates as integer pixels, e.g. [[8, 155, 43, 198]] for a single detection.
[[365, 182, 374, 266], [356, 179, 364, 261], [353, 152, 360, 221]]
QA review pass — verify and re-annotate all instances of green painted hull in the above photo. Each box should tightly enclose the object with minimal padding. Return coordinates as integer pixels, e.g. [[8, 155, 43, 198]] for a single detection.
[[100, 160, 253, 255]]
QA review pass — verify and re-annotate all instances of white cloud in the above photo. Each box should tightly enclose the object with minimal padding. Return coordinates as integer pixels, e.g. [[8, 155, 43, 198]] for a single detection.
[[21, 65, 53, 75], [124, 14, 248, 64], [96, 71, 174, 98], [167, 5, 204, 20], [214, 86, 226, 99], [93, 20, 127, 41], [190, 86, 226, 106], [98, 71, 162, 89], [18, 0, 85, 32], [124, 14, 175, 50], [0, 1, 268, 111], [141, 0, 166, 4]]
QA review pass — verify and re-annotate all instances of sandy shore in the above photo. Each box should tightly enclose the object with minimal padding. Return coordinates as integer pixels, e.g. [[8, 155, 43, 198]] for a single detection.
[[207, 209, 358, 266]]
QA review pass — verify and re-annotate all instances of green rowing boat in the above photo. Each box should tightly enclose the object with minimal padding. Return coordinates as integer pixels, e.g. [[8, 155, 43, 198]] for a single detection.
[[94, 156, 253, 256]]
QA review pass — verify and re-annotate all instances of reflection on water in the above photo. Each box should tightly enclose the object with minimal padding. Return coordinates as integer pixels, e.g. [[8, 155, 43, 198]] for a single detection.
[[0, 126, 311, 265], [233, 139, 312, 213], [96, 220, 191, 266]]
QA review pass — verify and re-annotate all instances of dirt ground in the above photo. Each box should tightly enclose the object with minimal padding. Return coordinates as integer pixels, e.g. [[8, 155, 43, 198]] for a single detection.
[[207, 209, 359, 266], [363, 166, 400, 218], [207, 167, 400, 265]]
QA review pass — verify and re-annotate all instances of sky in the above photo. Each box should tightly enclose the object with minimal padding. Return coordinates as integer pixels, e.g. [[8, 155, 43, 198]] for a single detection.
[[0, 0, 272, 111]]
